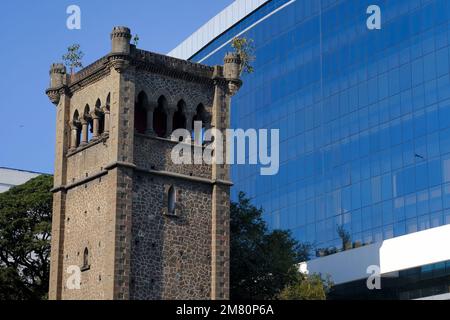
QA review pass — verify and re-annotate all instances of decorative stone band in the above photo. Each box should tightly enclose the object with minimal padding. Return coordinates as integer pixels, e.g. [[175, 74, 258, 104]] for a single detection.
[[45, 86, 70, 105], [134, 166, 233, 186], [45, 89, 62, 105], [107, 53, 131, 73], [51, 161, 233, 193], [50, 169, 108, 193]]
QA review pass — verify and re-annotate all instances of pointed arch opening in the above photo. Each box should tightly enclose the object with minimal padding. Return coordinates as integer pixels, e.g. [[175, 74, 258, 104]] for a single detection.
[[104, 93, 111, 134], [95, 98, 105, 135], [173, 100, 187, 132], [192, 103, 207, 129], [82, 247, 90, 270], [192, 103, 207, 143], [72, 110, 81, 148], [153, 96, 167, 137], [84, 104, 93, 142], [135, 91, 148, 134]]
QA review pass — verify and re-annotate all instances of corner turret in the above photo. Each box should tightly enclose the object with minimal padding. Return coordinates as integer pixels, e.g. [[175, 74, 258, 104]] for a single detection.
[[111, 26, 132, 55], [223, 52, 242, 95], [46, 63, 67, 105]]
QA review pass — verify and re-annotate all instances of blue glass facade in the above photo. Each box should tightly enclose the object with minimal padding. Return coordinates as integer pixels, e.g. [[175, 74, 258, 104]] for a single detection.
[[192, 0, 450, 255]]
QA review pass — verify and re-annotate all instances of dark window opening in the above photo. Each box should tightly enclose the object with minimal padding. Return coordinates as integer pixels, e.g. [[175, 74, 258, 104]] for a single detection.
[[154, 96, 167, 137], [192, 103, 207, 130], [73, 110, 81, 147], [82, 247, 90, 271], [95, 98, 105, 135], [134, 91, 148, 134], [173, 100, 187, 131], [84, 105, 93, 141], [192, 104, 207, 143]]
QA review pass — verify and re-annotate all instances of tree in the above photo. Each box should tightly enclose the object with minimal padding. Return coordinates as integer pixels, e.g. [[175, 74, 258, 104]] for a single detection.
[[230, 192, 331, 300], [278, 274, 333, 300], [231, 37, 255, 75], [0, 175, 53, 300], [337, 225, 352, 251], [62, 44, 84, 75]]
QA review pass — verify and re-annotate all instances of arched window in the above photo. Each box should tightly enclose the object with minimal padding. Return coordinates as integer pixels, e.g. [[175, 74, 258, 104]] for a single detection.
[[95, 98, 105, 135], [82, 247, 89, 270], [192, 103, 207, 130], [104, 93, 111, 134], [134, 91, 148, 134], [168, 186, 176, 214], [84, 105, 93, 141], [73, 110, 81, 146], [192, 104, 207, 143], [153, 96, 167, 137], [173, 100, 186, 131]]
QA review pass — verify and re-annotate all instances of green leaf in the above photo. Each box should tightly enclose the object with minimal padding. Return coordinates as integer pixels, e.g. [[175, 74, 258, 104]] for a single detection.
[[231, 37, 256, 75], [230, 192, 327, 300]]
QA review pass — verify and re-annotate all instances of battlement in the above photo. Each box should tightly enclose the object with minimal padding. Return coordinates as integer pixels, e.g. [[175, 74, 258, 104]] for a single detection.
[[133, 48, 215, 80], [69, 56, 109, 84], [110, 26, 132, 39], [50, 63, 66, 75]]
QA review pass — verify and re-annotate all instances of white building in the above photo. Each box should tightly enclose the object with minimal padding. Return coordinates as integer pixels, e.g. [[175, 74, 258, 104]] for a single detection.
[[0, 167, 42, 193]]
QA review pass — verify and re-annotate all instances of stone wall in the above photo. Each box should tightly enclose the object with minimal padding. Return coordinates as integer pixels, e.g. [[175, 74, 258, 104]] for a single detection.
[[66, 141, 110, 183], [135, 70, 213, 113], [61, 173, 115, 300], [133, 135, 212, 179], [70, 74, 113, 120], [130, 173, 212, 299]]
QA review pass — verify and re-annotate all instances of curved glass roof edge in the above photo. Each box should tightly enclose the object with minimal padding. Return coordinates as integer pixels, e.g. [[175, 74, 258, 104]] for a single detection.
[[191, 0, 293, 62], [169, 0, 270, 60]]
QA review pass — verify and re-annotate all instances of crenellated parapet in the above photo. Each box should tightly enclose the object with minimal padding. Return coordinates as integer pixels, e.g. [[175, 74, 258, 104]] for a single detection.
[[133, 49, 215, 81]]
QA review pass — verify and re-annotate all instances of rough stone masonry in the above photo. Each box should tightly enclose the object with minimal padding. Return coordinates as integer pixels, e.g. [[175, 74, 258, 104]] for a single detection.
[[45, 26, 242, 300]]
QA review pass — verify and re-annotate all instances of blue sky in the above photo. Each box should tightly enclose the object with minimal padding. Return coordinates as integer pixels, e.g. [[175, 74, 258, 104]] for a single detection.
[[0, 0, 233, 174]]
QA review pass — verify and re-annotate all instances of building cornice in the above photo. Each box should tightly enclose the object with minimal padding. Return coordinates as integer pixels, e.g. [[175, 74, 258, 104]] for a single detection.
[[58, 48, 222, 96]]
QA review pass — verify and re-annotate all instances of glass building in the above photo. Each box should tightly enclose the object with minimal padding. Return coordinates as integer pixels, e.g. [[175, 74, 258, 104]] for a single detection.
[[170, 0, 450, 298]]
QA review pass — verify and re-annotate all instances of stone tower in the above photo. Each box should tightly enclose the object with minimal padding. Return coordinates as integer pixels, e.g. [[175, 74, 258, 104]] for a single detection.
[[45, 26, 242, 300]]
